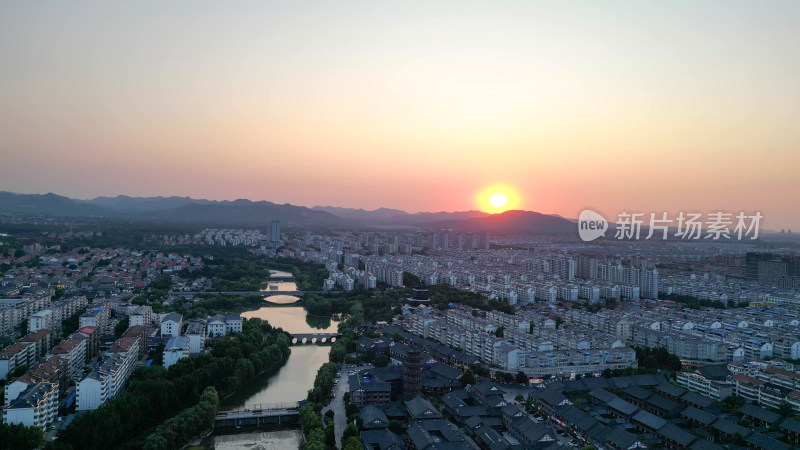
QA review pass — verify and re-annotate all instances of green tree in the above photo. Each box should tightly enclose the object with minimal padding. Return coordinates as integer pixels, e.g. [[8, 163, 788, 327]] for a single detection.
[[721, 395, 745, 414], [0, 422, 44, 449], [305, 429, 325, 450], [343, 436, 363, 450], [343, 423, 360, 442], [325, 423, 336, 447], [777, 401, 795, 417], [114, 318, 129, 339], [329, 343, 347, 362], [388, 420, 403, 434], [462, 369, 476, 386]]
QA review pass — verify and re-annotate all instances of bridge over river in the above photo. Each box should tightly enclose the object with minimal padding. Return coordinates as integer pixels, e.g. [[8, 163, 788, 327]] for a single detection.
[[170, 290, 346, 297], [289, 332, 341, 344], [214, 402, 300, 428]]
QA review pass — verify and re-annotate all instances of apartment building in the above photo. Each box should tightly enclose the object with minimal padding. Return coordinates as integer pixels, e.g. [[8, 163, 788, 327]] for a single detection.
[[2, 382, 58, 428], [207, 314, 242, 337], [76, 336, 140, 411], [46, 337, 86, 380], [163, 336, 190, 369]]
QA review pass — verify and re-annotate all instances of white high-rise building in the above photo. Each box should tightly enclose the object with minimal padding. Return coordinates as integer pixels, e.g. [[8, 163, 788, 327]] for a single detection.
[[269, 220, 281, 242]]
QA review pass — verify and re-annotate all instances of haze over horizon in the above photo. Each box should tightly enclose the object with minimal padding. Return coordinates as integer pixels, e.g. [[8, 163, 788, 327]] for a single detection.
[[2, 1, 799, 228]]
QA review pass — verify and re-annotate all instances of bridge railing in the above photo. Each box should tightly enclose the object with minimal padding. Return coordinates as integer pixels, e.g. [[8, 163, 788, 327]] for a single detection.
[[218, 402, 300, 414]]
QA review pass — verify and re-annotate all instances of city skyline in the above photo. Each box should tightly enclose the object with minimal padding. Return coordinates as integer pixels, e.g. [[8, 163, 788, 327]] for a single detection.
[[2, 1, 799, 228]]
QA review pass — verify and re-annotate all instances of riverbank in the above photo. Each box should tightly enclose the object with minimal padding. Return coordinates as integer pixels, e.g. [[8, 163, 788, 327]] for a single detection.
[[58, 319, 291, 450]]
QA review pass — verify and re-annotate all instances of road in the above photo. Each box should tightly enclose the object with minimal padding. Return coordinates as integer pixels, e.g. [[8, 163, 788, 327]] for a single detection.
[[321, 364, 372, 449]]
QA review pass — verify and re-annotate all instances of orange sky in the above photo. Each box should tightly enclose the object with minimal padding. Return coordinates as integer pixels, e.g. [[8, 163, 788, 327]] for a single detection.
[[1, 2, 799, 228]]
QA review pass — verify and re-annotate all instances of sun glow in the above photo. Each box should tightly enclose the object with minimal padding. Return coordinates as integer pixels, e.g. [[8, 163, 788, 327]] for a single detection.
[[477, 185, 521, 213], [490, 193, 508, 208]]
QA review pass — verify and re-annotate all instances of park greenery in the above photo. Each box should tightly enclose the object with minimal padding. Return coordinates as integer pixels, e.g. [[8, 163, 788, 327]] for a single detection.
[[302, 317, 364, 449], [142, 386, 219, 450], [59, 318, 290, 450], [428, 283, 515, 314], [0, 422, 44, 450], [304, 276, 515, 328], [188, 294, 264, 317], [302, 361, 364, 450], [307, 362, 339, 405], [662, 293, 749, 310], [177, 252, 328, 292], [633, 346, 683, 372]]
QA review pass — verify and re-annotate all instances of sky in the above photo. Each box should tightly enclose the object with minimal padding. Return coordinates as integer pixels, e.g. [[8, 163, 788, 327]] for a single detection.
[[1, 1, 799, 228]]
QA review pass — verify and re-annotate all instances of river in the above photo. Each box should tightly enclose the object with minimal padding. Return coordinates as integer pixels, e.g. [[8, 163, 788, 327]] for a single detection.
[[210, 275, 336, 448]]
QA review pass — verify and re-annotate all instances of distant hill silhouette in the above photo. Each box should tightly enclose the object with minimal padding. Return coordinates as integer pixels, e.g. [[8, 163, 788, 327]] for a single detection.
[[141, 200, 345, 228], [432, 210, 576, 235], [0, 191, 107, 216], [0, 191, 576, 235], [312, 205, 489, 224], [83, 195, 214, 212]]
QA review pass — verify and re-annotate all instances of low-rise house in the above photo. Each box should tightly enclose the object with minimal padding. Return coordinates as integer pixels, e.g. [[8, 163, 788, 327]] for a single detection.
[[780, 418, 800, 444], [360, 405, 389, 429], [657, 423, 696, 450], [644, 393, 681, 417], [679, 391, 716, 411], [406, 419, 480, 449], [604, 426, 648, 450], [360, 429, 403, 450], [680, 406, 717, 430], [554, 404, 603, 440], [405, 396, 442, 421], [505, 414, 556, 448], [349, 374, 391, 407], [712, 418, 751, 440], [608, 397, 639, 421], [740, 403, 781, 427], [745, 432, 790, 450], [632, 410, 667, 435]]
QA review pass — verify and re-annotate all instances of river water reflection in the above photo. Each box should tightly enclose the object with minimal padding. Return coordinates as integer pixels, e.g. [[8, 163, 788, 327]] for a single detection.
[[222, 344, 332, 407], [263, 294, 301, 305], [214, 303, 336, 446], [242, 307, 338, 334]]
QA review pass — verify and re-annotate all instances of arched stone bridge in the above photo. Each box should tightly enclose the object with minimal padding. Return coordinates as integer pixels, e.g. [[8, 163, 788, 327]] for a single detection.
[[290, 332, 341, 345]]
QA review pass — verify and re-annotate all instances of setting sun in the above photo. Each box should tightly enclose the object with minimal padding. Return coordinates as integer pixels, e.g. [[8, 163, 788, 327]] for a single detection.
[[490, 193, 508, 208], [477, 185, 521, 213]]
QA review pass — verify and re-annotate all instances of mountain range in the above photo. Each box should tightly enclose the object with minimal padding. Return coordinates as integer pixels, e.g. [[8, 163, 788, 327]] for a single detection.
[[0, 191, 577, 235]]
